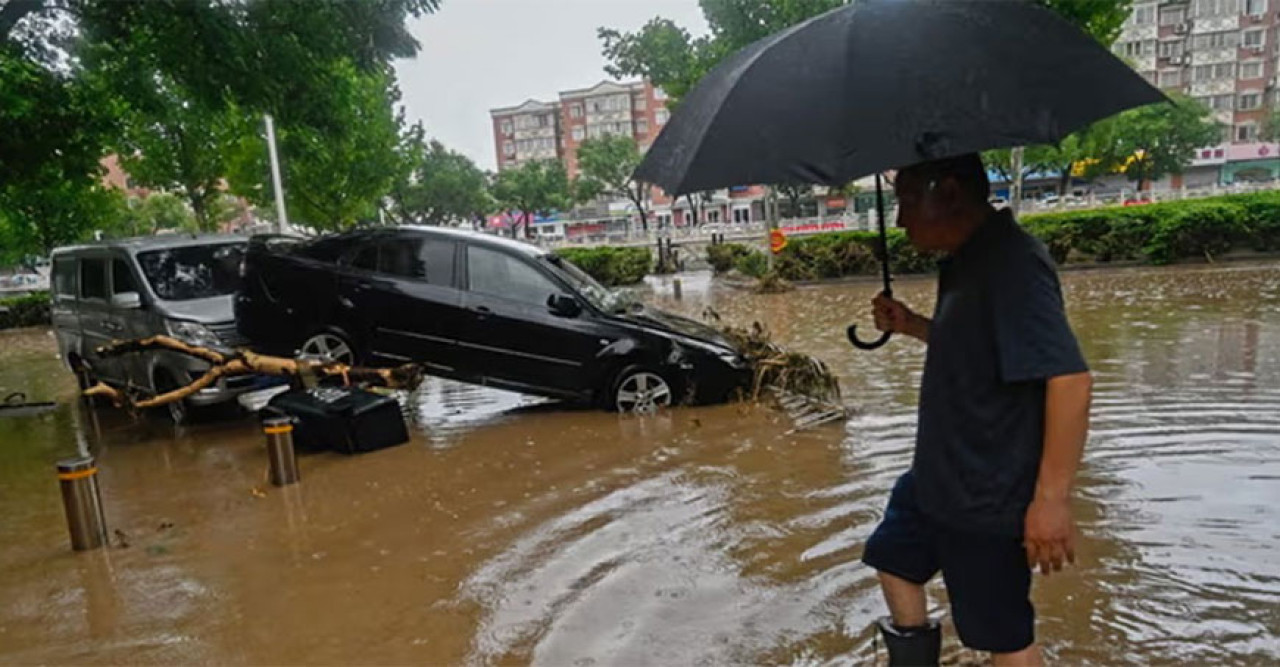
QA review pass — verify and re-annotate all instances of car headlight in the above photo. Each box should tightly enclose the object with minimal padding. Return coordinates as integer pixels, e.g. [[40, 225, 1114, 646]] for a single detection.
[[167, 320, 222, 348], [672, 336, 749, 369]]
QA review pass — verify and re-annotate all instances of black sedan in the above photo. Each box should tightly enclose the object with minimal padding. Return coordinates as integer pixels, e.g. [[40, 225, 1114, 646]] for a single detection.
[[235, 226, 751, 412]]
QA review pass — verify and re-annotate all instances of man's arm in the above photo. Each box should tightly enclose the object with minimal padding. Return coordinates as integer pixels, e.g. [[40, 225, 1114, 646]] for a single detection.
[[872, 293, 931, 343], [1024, 370, 1093, 574]]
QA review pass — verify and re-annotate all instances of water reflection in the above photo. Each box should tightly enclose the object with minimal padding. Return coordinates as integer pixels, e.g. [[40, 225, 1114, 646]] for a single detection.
[[0, 263, 1277, 665]]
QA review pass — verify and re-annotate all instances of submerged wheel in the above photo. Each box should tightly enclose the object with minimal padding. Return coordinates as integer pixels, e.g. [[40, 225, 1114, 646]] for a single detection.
[[299, 331, 356, 365], [611, 366, 674, 414], [152, 369, 189, 425]]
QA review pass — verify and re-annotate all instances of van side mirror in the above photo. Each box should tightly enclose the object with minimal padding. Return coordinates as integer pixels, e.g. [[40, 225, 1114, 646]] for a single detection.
[[547, 293, 582, 318], [110, 292, 142, 310]]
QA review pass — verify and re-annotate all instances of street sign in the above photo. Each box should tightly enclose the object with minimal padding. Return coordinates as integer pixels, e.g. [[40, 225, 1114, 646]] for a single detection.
[[769, 228, 787, 254]]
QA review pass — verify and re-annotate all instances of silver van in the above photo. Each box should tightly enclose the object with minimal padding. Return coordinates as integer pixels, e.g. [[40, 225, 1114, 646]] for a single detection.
[[50, 235, 252, 423]]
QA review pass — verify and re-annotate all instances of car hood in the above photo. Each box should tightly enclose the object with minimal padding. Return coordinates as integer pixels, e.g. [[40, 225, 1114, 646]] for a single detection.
[[613, 307, 738, 351], [156, 295, 235, 324]]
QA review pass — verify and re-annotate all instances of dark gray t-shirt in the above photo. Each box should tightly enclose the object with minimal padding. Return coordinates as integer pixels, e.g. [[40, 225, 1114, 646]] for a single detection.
[[914, 210, 1088, 536]]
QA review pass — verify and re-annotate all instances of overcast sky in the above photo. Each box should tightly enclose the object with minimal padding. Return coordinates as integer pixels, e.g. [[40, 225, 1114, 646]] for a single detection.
[[393, 0, 708, 171]]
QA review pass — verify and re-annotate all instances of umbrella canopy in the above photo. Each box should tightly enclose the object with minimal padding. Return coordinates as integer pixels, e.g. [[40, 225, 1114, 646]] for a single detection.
[[635, 0, 1166, 195]]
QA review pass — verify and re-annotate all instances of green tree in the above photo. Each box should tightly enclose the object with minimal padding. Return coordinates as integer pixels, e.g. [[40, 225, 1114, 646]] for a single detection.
[[1099, 95, 1220, 190], [224, 61, 407, 231], [1260, 108, 1280, 142], [391, 132, 492, 226], [491, 160, 573, 240], [576, 135, 652, 231], [775, 182, 814, 218], [602, 0, 1131, 107]]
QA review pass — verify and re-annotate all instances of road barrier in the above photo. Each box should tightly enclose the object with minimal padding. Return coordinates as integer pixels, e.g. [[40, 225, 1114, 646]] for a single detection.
[[56, 457, 108, 551], [262, 416, 299, 486]]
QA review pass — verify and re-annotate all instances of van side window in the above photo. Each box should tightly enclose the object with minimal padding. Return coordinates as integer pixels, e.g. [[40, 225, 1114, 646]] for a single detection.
[[80, 258, 107, 300], [417, 239, 456, 287], [351, 244, 378, 271], [378, 240, 424, 279], [467, 246, 559, 305], [53, 259, 77, 298], [111, 259, 138, 295]]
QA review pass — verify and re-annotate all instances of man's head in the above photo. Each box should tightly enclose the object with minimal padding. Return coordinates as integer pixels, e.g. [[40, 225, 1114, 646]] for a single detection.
[[893, 153, 991, 253]]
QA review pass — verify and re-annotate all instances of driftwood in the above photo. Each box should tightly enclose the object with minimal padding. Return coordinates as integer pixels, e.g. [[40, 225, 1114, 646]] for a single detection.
[[83, 335, 423, 411]]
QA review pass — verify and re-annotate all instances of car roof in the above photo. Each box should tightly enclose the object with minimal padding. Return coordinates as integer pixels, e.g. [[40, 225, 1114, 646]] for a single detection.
[[51, 233, 246, 257], [336, 225, 545, 257]]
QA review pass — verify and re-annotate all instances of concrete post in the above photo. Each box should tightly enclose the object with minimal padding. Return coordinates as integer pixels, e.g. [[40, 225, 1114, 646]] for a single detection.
[[57, 457, 108, 551]]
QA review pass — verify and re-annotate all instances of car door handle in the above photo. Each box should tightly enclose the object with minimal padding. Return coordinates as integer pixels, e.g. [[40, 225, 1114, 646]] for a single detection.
[[101, 321, 122, 332], [339, 296, 355, 309], [472, 305, 491, 316]]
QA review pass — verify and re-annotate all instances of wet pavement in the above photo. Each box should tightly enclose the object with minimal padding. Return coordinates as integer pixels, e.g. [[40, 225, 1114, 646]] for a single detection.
[[1, 262, 1278, 665]]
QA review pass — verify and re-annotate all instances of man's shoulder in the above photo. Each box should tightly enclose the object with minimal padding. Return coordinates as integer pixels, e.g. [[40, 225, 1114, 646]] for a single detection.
[[988, 218, 1057, 277]]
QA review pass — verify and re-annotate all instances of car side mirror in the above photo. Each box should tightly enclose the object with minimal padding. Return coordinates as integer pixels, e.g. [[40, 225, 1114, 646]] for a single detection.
[[110, 292, 142, 310], [547, 293, 582, 318]]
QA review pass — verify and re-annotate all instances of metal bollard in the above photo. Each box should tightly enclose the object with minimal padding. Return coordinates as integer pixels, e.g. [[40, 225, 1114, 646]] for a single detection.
[[57, 457, 109, 551], [673, 278, 683, 300], [263, 416, 299, 486]]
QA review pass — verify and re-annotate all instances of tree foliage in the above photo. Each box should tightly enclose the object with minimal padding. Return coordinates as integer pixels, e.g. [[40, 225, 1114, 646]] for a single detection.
[[1098, 95, 1220, 188], [391, 131, 492, 226], [491, 160, 573, 239], [576, 135, 652, 230]]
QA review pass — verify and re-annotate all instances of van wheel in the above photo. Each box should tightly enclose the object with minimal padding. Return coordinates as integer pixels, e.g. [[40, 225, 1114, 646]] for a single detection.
[[299, 331, 357, 365], [152, 369, 189, 425], [610, 366, 674, 414]]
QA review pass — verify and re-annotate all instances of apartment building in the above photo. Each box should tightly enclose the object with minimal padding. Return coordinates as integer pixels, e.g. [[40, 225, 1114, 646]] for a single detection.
[[1115, 0, 1280, 184], [489, 99, 562, 171]]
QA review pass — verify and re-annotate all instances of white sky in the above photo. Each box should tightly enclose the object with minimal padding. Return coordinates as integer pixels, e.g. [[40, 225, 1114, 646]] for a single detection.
[[393, 0, 708, 171]]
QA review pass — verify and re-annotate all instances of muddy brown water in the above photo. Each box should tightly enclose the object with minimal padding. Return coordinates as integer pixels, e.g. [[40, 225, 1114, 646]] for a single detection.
[[1, 263, 1278, 665]]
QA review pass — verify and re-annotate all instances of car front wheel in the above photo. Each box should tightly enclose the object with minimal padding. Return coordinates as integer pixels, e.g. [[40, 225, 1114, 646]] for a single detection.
[[610, 366, 674, 414], [299, 331, 357, 365]]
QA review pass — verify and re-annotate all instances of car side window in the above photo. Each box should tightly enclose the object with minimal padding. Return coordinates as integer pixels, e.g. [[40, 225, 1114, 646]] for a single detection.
[[111, 258, 138, 295], [417, 239, 455, 287], [467, 246, 559, 306], [351, 244, 379, 271], [80, 258, 107, 300], [53, 258, 77, 299], [377, 239, 426, 279]]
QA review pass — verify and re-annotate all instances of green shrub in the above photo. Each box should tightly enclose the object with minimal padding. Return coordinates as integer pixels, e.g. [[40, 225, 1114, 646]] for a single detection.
[[734, 249, 769, 278], [555, 246, 652, 286], [0, 291, 51, 330], [1143, 201, 1246, 264], [706, 243, 753, 273]]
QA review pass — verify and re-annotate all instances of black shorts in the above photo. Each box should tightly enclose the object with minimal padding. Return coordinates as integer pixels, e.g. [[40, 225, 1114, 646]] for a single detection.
[[861, 470, 1034, 653]]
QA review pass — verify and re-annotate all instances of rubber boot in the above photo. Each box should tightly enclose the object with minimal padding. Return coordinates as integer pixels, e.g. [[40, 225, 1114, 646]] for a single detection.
[[876, 616, 941, 667]]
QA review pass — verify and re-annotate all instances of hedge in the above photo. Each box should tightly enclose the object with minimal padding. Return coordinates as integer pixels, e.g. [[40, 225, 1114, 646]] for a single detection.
[[554, 246, 652, 286], [705, 191, 1280, 282], [0, 292, 51, 330]]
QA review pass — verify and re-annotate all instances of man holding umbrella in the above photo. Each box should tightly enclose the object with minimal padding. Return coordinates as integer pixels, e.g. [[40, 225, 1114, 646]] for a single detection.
[[632, 1, 1165, 663], [860, 153, 1093, 665]]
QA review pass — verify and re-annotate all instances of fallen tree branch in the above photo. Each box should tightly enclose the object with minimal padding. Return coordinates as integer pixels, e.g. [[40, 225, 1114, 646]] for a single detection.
[[85, 336, 424, 411]]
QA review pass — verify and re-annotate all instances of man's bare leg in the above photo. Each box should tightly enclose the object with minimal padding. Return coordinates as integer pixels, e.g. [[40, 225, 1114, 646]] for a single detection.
[[878, 571, 928, 627], [992, 645, 1043, 667]]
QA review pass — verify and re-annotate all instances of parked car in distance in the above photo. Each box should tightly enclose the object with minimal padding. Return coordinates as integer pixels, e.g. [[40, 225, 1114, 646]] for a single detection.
[[988, 196, 1009, 209], [236, 226, 752, 412], [50, 235, 254, 423]]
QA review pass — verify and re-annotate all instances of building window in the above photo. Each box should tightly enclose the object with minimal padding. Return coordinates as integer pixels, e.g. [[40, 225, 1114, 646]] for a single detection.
[[1244, 29, 1266, 47], [635, 119, 649, 136], [1122, 40, 1143, 57], [1133, 4, 1156, 24], [1245, 0, 1267, 15], [1193, 0, 1239, 17], [1160, 6, 1187, 23], [1241, 60, 1265, 78], [1159, 69, 1183, 87], [1195, 62, 1236, 80], [570, 104, 583, 118], [1193, 31, 1239, 49], [1159, 40, 1185, 57], [655, 109, 670, 126], [1240, 92, 1263, 109], [503, 142, 515, 157], [1237, 123, 1259, 141], [571, 126, 584, 141], [634, 97, 647, 111], [500, 120, 512, 134]]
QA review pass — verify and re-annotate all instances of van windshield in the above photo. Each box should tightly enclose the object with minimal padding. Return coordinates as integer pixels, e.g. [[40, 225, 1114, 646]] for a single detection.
[[137, 243, 246, 301]]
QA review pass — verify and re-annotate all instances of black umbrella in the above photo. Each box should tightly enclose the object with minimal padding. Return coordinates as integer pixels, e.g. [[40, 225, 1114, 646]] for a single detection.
[[635, 0, 1165, 349]]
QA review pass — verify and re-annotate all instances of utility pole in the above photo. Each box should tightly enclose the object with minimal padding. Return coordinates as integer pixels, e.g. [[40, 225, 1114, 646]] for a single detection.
[[1010, 146, 1025, 216], [264, 114, 289, 234]]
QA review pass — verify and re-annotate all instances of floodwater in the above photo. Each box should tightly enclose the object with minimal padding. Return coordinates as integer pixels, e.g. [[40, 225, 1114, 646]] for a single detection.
[[1, 263, 1278, 665]]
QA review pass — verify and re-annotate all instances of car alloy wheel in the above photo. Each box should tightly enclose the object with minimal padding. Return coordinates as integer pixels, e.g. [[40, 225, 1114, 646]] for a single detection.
[[300, 332, 355, 365], [614, 370, 673, 414]]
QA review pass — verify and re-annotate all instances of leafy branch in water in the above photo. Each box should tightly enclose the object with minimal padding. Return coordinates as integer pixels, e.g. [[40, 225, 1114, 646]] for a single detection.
[[704, 309, 840, 403]]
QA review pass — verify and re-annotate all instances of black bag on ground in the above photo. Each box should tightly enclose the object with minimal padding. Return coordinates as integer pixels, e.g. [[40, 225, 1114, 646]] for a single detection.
[[265, 386, 408, 454]]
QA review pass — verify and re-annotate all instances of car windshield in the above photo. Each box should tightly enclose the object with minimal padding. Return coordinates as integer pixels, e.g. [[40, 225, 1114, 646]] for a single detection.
[[137, 243, 246, 301], [542, 254, 629, 313]]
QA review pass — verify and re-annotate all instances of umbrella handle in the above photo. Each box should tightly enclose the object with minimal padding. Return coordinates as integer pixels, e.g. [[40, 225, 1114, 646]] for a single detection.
[[846, 325, 891, 350]]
